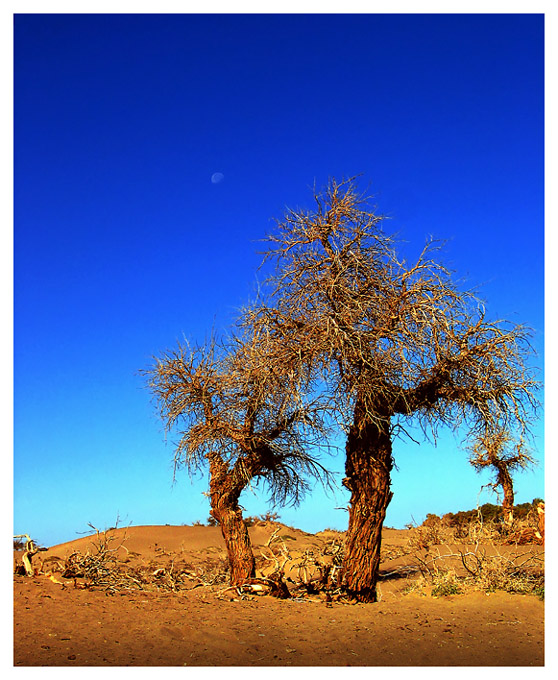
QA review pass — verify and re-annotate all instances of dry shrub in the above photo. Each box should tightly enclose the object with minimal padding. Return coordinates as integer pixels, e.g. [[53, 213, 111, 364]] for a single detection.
[[405, 514, 465, 551], [403, 542, 543, 599], [404, 570, 463, 597], [32, 524, 223, 594], [400, 509, 544, 599], [406, 522, 451, 550], [411, 505, 542, 550], [457, 518, 502, 544], [430, 570, 463, 597], [436, 501, 544, 544], [457, 546, 544, 596], [188, 557, 230, 586]]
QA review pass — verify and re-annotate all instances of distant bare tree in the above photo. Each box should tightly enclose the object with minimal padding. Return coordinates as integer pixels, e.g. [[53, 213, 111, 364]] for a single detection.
[[243, 177, 540, 602], [143, 331, 331, 586], [469, 426, 535, 526]]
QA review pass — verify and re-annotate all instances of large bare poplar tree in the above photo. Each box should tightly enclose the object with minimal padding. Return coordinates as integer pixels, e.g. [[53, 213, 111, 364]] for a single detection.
[[243, 178, 540, 602], [143, 330, 330, 586]]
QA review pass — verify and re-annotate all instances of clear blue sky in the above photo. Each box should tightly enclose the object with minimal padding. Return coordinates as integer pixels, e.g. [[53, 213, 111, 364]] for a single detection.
[[13, 13, 544, 547]]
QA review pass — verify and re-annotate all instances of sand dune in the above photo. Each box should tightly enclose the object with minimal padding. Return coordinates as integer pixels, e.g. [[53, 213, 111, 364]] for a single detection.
[[13, 522, 544, 666]]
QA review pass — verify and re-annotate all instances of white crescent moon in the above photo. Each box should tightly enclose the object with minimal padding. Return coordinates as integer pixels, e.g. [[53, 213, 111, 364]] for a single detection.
[[211, 172, 224, 184]]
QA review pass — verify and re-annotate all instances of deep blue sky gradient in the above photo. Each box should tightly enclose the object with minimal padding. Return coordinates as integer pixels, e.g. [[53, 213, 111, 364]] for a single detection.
[[14, 14, 544, 546]]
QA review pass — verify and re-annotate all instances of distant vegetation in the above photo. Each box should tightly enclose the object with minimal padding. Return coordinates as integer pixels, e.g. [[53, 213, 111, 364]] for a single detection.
[[421, 498, 543, 530], [199, 512, 282, 528]]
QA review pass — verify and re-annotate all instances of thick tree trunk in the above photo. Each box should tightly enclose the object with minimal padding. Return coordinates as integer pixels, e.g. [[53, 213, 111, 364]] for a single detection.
[[209, 458, 256, 585], [495, 464, 515, 527], [341, 407, 394, 603]]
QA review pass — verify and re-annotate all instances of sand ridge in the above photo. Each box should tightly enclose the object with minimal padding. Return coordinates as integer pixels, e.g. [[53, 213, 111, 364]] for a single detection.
[[13, 522, 544, 666]]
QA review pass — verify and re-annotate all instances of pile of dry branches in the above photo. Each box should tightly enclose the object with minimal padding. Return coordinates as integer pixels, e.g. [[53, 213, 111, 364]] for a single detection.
[[14, 525, 232, 595], [14, 523, 344, 600]]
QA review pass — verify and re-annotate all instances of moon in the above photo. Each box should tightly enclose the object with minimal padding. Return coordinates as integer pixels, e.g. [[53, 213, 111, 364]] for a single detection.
[[211, 172, 224, 184]]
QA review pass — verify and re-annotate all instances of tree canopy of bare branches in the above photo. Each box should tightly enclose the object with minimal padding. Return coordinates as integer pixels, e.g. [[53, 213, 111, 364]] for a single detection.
[[241, 177, 540, 601]]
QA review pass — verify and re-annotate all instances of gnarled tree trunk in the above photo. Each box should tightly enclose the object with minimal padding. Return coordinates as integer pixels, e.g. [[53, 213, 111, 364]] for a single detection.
[[341, 404, 393, 603], [209, 457, 256, 585], [495, 462, 515, 527]]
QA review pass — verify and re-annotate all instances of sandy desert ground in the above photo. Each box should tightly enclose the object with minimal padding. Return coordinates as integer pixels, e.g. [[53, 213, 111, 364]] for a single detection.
[[13, 522, 544, 667]]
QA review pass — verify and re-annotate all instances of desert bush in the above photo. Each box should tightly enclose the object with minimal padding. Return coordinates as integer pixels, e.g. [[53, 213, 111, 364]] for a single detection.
[[404, 540, 544, 599], [191, 557, 230, 585], [439, 507, 500, 541], [533, 585, 545, 601], [406, 514, 460, 549], [438, 499, 544, 540], [409, 504, 540, 547], [59, 524, 133, 590], [403, 570, 463, 598], [51, 524, 229, 593], [244, 511, 281, 527], [13, 534, 43, 551], [14, 537, 30, 550], [431, 570, 463, 597], [401, 506, 544, 599], [458, 546, 544, 595]]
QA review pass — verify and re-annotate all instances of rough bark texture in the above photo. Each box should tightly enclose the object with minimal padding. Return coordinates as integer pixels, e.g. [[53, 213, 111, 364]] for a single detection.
[[495, 463, 515, 526], [340, 402, 394, 603], [209, 458, 256, 585]]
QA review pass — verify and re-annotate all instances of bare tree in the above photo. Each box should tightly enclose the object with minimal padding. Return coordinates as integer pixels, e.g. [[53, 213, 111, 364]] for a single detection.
[[143, 331, 331, 586], [243, 177, 540, 602], [469, 426, 535, 526]]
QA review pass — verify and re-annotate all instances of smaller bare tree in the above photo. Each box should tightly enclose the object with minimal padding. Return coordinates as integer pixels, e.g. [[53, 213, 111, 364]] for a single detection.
[[469, 426, 535, 526], [143, 331, 331, 586]]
